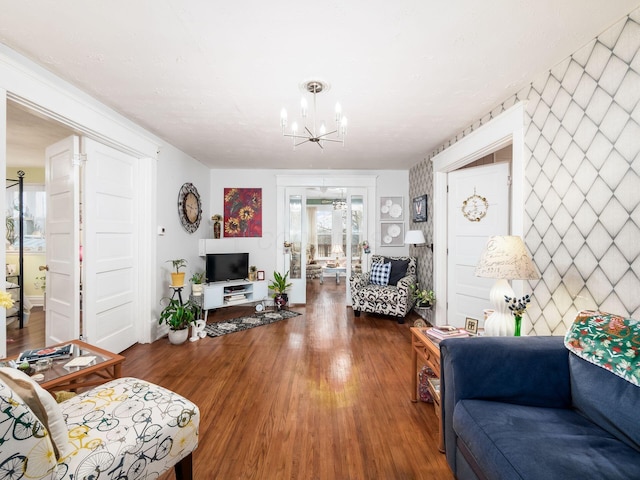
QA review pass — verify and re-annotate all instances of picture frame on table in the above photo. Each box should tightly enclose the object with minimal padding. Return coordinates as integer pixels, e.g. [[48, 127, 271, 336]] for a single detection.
[[379, 196, 404, 221], [412, 194, 427, 222], [465, 317, 479, 335], [257, 270, 265, 281]]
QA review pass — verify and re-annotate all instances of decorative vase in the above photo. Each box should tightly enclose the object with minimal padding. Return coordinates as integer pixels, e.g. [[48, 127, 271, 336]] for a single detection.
[[192, 284, 203, 296], [249, 271, 257, 281], [168, 328, 189, 345], [170, 272, 185, 287], [214, 221, 221, 239], [514, 315, 522, 336]]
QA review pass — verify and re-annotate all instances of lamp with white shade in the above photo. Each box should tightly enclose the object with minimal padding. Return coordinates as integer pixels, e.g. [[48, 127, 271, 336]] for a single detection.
[[404, 230, 426, 246], [331, 244, 344, 264], [475, 236, 539, 336]]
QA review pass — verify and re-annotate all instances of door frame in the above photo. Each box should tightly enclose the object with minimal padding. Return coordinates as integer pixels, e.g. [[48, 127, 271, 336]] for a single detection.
[[0, 47, 159, 356], [432, 103, 526, 325], [276, 174, 377, 304]]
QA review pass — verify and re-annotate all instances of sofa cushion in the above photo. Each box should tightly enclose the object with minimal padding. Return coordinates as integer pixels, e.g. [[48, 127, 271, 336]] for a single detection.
[[384, 257, 410, 286], [454, 399, 640, 480], [570, 353, 640, 453], [0, 367, 69, 459], [370, 261, 391, 286], [0, 379, 58, 476]]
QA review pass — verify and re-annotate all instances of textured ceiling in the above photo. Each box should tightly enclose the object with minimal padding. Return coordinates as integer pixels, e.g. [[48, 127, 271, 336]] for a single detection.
[[1, 0, 639, 170]]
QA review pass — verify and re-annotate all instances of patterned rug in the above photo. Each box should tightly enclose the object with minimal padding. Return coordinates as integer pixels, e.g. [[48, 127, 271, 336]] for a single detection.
[[204, 310, 301, 338]]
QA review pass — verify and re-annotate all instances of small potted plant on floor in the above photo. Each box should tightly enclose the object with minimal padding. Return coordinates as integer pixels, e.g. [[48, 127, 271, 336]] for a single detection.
[[158, 297, 199, 344], [410, 283, 436, 308], [167, 259, 188, 287], [190, 271, 205, 296], [268, 270, 292, 310]]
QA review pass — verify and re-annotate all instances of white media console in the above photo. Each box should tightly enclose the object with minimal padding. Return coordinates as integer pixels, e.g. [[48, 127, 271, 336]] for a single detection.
[[203, 280, 269, 310]]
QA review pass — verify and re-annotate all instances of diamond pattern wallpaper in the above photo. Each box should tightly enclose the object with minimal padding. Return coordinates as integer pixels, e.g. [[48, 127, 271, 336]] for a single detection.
[[410, 10, 640, 335]]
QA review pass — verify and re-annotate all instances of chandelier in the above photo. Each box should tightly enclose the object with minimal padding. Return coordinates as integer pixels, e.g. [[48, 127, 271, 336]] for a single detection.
[[280, 80, 348, 149]]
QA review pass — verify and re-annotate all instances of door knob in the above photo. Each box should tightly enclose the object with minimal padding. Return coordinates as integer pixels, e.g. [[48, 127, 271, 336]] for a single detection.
[[39, 265, 49, 271]]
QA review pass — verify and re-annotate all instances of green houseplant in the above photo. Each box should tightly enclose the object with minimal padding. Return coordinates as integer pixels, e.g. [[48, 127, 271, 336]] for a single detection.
[[410, 283, 436, 308], [268, 270, 292, 310], [158, 297, 199, 344], [167, 259, 188, 286], [190, 271, 205, 296]]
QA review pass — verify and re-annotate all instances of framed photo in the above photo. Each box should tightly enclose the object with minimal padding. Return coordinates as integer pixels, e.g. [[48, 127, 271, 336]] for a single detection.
[[379, 196, 404, 221], [412, 194, 427, 223], [379, 222, 405, 246], [465, 317, 479, 335], [257, 270, 265, 281]]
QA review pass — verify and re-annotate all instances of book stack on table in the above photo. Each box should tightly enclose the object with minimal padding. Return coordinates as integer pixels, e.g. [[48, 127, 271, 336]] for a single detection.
[[424, 326, 470, 343]]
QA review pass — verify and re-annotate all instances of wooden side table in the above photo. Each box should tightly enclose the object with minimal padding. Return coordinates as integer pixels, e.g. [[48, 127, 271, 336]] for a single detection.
[[410, 327, 444, 453]]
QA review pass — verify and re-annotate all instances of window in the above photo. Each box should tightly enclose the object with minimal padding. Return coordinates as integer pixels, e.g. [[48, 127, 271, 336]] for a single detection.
[[6, 185, 46, 252]]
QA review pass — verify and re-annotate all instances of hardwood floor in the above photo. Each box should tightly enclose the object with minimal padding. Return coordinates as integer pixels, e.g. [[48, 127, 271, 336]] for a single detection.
[[6, 281, 453, 479]]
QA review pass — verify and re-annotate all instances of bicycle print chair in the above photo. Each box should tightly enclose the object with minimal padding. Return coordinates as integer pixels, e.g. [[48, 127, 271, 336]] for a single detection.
[[350, 255, 417, 323], [0, 370, 199, 480]]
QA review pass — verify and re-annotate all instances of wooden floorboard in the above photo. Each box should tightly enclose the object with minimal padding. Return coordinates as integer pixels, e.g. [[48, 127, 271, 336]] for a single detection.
[[6, 280, 452, 479]]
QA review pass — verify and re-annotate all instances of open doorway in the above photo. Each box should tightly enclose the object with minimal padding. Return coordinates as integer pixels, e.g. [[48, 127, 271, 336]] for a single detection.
[[304, 188, 365, 305], [5, 101, 76, 356]]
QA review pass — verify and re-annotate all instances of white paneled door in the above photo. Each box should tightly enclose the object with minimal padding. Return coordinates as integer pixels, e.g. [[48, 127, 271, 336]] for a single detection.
[[45, 136, 81, 345], [447, 162, 510, 328], [82, 138, 138, 353]]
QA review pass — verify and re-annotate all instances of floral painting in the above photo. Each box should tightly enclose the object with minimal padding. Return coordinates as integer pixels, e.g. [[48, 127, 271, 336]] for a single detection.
[[224, 188, 262, 237]]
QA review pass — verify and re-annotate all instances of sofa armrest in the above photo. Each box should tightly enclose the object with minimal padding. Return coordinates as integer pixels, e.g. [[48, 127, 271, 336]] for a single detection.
[[350, 272, 370, 290], [396, 274, 416, 297], [440, 336, 571, 470]]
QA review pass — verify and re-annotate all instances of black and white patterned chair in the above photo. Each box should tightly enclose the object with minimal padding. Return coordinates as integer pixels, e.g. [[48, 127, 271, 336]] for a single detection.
[[350, 255, 417, 323]]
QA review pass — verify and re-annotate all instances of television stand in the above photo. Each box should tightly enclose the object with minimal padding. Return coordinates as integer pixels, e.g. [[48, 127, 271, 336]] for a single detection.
[[203, 280, 269, 315]]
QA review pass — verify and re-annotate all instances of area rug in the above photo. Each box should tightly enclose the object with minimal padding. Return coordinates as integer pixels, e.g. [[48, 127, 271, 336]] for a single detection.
[[204, 310, 301, 338]]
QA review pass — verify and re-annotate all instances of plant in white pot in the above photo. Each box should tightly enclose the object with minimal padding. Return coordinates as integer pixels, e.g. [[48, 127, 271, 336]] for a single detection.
[[190, 271, 205, 296], [158, 297, 199, 344]]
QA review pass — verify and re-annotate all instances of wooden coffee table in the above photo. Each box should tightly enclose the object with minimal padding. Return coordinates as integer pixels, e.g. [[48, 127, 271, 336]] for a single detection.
[[12, 340, 125, 393]]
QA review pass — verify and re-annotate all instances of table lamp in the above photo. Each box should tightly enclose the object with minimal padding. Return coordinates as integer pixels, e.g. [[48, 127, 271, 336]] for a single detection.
[[331, 244, 344, 264], [475, 236, 539, 336]]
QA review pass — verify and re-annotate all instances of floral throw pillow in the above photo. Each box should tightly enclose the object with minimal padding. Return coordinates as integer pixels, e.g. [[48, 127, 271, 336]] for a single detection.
[[370, 262, 391, 286]]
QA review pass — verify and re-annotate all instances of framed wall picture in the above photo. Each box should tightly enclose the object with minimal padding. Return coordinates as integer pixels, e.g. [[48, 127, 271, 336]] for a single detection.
[[412, 194, 427, 222], [465, 317, 479, 335], [379, 222, 404, 246], [379, 196, 404, 221], [257, 270, 265, 281]]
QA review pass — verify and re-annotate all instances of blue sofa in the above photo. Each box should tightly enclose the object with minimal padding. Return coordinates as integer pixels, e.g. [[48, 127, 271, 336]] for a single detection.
[[440, 336, 640, 480]]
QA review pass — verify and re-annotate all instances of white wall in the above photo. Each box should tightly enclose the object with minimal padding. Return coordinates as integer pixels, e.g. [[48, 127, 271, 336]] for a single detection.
[[207, 168, 410, 283]]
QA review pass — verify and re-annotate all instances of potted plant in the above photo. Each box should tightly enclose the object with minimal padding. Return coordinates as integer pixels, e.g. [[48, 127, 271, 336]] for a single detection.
[[167, 259, 188, 287], [410, 283, 436, 308], [268, 270, 292, 310], [190, 271, 205, 296], [158, 297, 199, 344], [248, 265, 258, 281]]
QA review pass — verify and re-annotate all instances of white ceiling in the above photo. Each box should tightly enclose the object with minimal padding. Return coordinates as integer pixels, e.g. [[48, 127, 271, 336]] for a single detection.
[[1, 0, 639, 170]]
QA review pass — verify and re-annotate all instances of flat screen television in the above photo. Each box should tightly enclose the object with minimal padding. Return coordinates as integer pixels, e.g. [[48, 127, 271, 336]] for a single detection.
[[206, 253, 249, 283]]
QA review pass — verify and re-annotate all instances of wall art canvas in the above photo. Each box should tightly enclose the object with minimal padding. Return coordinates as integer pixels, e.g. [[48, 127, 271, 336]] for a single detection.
[[413, 194, 427, 222], [224, 188, 262, 237], [379, 196, 403, 221], [380, 222, 404, 246]]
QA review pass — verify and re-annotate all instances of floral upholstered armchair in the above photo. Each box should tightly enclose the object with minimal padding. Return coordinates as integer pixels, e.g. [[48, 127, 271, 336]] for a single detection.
[[0, 370, 199, 480], [350, 255, 417, 323]]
